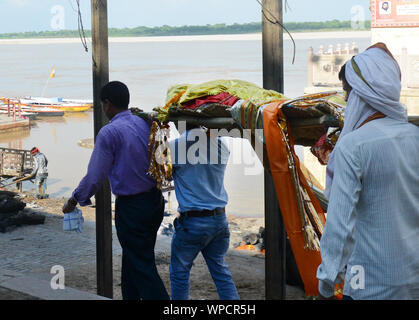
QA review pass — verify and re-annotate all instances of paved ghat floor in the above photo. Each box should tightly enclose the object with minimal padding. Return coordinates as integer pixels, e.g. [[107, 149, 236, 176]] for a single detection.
[[0, 206, 305, 300], [0, 210, 122, 275], [0, 208, 121, 299]]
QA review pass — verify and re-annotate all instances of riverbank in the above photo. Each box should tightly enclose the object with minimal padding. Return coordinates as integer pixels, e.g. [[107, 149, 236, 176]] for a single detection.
[[0, 30, 371, 45], [0, 191, 305, 300]]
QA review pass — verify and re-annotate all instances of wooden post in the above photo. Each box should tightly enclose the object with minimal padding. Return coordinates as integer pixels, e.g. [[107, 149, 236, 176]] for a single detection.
[[91, 0, 113, 299], [262, 0, 287, 300]]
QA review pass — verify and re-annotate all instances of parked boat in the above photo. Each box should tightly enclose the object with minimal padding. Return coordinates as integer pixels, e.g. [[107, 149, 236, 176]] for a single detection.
[[0, 96, 92, 112], [0, 103, 64, 117], [0, 109, 37, 120], [22, 106, 64, 117], [20, 98, 91, 112]]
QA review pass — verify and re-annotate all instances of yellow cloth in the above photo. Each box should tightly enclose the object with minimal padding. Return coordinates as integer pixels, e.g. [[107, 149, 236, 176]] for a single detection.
[[167, 79, 286, 105]]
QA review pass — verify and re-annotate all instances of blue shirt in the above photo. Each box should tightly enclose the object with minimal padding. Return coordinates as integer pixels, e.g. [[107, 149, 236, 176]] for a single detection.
[[72, 110, 156, 206], [169, 129, 229, 213], [317, 117, 419, 299]]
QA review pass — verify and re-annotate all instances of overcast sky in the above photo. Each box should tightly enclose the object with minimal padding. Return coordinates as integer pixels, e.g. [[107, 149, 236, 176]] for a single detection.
[[0, 0, 371, 33]]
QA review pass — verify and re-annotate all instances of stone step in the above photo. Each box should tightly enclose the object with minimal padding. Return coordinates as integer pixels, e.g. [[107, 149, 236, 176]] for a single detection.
[[0, 269, 109, 300]]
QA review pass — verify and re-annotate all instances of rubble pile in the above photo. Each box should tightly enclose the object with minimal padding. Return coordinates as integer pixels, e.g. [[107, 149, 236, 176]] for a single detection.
[[235, 227, 265, 252], [0, 191, 45, 233]]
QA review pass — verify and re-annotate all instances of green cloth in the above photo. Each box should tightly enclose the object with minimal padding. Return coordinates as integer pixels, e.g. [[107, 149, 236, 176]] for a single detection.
[[168, 79, 285, 105], [156, 79, 286, 122]]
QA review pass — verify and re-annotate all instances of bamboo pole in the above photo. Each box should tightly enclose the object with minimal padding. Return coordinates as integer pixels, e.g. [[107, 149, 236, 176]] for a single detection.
[[134, 111, 418, 130], [164, 116, 238, 129]]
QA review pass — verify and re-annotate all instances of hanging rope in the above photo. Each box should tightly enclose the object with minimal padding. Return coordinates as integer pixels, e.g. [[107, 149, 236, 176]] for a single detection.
[[75, 0, 89, 52], [256, 0, 296, 64]]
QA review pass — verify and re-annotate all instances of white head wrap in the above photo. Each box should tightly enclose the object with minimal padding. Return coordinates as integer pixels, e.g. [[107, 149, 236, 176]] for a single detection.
[[324, 44, 408, 199]]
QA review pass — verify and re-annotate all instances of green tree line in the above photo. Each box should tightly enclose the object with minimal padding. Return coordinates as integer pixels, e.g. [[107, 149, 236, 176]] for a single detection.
[[0, 20, 371, 39]]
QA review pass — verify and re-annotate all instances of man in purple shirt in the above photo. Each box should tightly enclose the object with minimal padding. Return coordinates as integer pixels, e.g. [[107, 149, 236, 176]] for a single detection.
[[63, 81, 169, 300]]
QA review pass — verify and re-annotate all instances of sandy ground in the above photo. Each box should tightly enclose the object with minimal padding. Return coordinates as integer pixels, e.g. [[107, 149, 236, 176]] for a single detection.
[[13, 192, 306, 300]]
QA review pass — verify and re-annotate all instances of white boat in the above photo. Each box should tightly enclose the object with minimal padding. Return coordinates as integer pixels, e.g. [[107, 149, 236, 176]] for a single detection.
[[1, 96, 92, 112], [24, 96, 93, 105]]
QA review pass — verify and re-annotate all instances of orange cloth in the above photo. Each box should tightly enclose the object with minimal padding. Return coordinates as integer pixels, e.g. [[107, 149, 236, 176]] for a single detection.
[[263, 101, 344, 297]]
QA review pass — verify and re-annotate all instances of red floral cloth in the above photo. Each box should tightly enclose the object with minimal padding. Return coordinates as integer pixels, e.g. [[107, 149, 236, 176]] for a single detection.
[[310, 134, 334, 165], [181, 92, 239, 110]]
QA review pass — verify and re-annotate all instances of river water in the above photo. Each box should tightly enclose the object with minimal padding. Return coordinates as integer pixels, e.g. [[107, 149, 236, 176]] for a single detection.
[[0, 34, 370, 217]]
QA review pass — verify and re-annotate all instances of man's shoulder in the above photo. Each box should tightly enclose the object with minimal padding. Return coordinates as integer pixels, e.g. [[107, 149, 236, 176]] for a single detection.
[[218, 136, 230, 152], [339, 118, 418, 152], [110, 112, 150, 130], [98, 123, 113, 136], [170, 132, 229, 147], [354, 118, 415, 138]]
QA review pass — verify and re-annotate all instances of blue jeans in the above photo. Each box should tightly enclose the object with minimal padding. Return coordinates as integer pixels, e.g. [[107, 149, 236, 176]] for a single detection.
[[170, 213, 240, 300]]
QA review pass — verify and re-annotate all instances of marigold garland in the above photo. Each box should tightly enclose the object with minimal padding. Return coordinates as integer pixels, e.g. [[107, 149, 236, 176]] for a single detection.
[[147, 121, 173, 189]]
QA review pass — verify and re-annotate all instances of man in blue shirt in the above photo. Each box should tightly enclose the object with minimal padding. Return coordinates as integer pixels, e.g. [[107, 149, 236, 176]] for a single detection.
[[168, 124, 239, 300], [63, 81, 169, 300]]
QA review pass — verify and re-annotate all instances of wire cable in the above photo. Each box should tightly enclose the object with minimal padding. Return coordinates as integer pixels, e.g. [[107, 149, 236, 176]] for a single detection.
[[256, 0, 296, 64], [75, 0, 89, 52]]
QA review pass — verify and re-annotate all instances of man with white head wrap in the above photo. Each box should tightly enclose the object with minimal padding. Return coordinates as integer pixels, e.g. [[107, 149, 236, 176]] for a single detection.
[[317, 43, 419, 300]]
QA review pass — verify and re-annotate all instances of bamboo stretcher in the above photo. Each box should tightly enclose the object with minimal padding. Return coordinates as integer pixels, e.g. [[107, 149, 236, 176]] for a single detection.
[[135, 108, 418, 297], [134, 111, 418, 130]]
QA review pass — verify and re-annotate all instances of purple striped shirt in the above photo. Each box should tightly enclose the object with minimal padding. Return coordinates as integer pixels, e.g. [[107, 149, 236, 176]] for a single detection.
[[72, 110, 156, 206]]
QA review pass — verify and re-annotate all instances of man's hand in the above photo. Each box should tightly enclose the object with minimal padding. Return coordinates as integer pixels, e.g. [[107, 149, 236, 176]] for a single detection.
[[62, 197, 78, 213]]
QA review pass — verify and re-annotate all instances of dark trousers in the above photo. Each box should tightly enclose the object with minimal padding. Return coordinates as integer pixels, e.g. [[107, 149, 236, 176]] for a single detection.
[[115, 188, 169, 300]]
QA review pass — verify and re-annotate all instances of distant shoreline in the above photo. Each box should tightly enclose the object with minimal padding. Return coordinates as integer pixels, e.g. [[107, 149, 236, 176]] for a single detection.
[[0, 30, 371, 45]]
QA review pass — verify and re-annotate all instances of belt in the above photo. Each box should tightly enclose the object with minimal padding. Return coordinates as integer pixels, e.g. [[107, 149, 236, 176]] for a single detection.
[[180, 207, 225, 218]]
